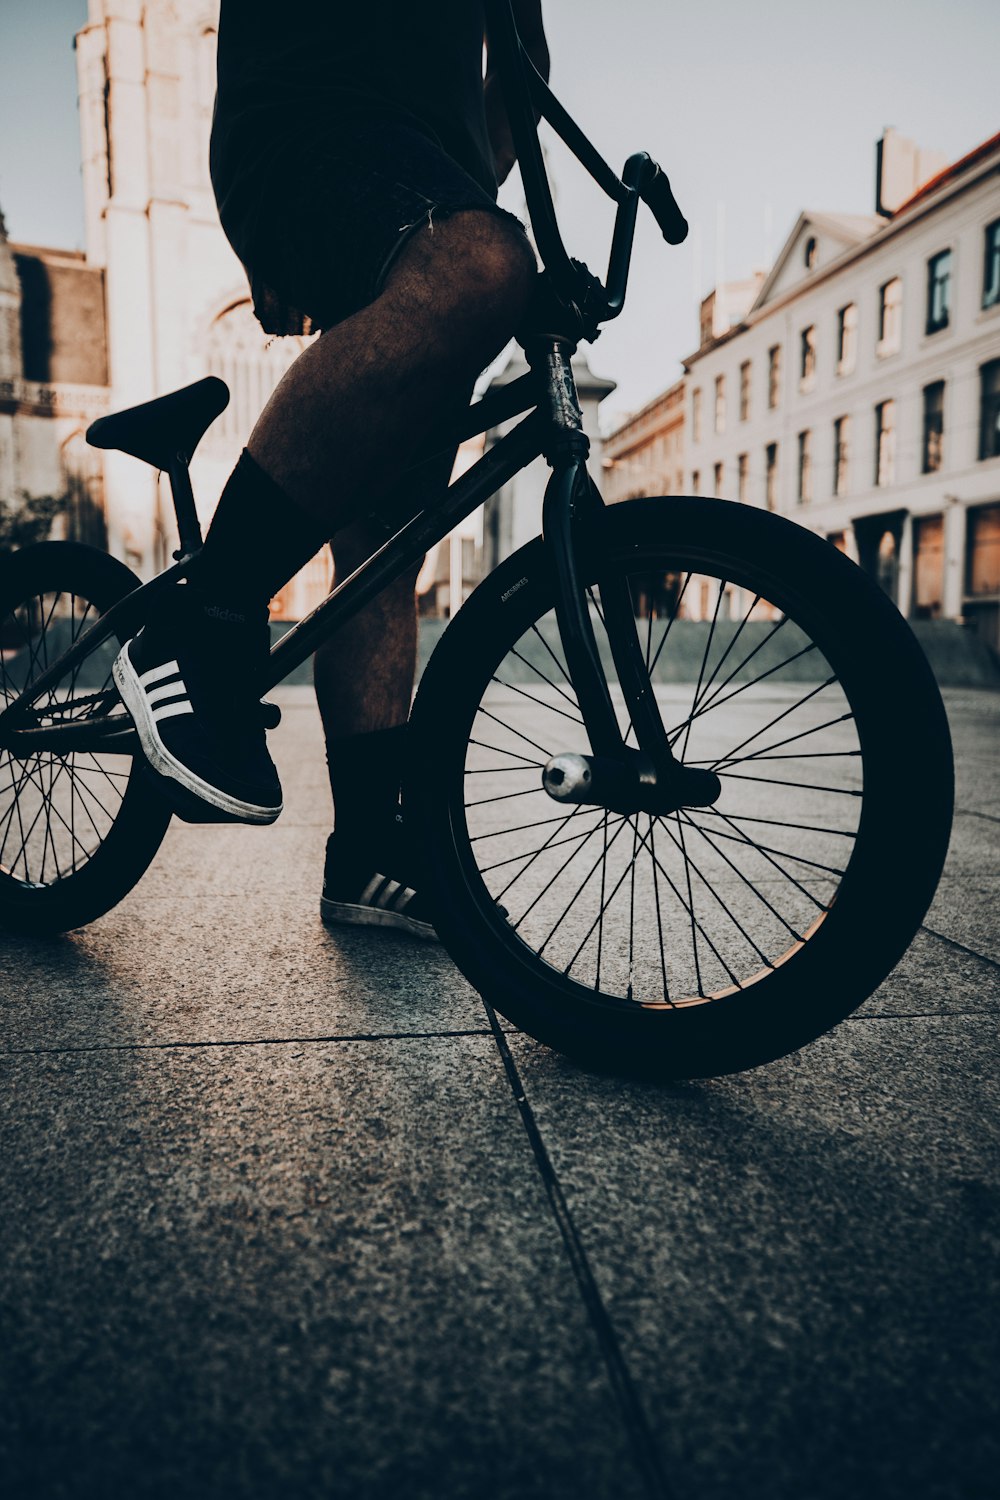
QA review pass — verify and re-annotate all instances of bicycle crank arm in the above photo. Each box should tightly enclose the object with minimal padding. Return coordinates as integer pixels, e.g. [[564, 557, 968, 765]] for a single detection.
[[543, 750, 721, 816]]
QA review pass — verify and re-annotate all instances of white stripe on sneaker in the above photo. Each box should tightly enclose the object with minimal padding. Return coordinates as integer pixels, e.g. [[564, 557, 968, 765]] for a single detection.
[[138, 659, 182, 688], [359, 874, 386, 904], [151, 699, 194, 722], [393, 886, 417, 911], [145, 678, 187, 707], [377, 879, 402, 908]]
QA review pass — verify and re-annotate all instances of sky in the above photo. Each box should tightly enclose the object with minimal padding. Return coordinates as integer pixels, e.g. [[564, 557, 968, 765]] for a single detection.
[[0, 0, 998, 420]]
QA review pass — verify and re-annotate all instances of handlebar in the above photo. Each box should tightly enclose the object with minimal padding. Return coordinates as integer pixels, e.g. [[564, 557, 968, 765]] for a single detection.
[[484, 0, 687, 337], [640, 162, 689, 246]]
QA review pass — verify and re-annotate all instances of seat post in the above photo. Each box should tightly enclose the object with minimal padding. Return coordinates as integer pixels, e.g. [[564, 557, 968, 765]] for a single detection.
[[167, 454, 204, 560]]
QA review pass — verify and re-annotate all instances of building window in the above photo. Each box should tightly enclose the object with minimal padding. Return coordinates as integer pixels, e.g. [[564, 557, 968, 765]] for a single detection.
[[692, 387, 702, 443], [714, 374, 726, 434], [765, 443, 778, 510], [691, 469, 700, 495], [713, 461, 723, 495], [912, 514, 945, 619], [800, 325, 816, 387], [980, 359, 1000, 460], [737, 453, 749, 503], [804, 236, 817, 269], [836, 303, 857, 374], [875, 399, 896, 486], [833, 415, 850, 497], [877, 277, 902, 355], [768, 345, 781, 408], [922, 381, 945, 473], [984, 219, 1000, 309], [739, 360, 751, 421], [967, 504, 1000, 596], [926, 250, 952, 334], [797, 430, 812, 503]]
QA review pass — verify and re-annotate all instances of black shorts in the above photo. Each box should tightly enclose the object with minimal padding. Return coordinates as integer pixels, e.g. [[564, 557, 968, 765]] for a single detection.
[[214, 112, 527, 336]]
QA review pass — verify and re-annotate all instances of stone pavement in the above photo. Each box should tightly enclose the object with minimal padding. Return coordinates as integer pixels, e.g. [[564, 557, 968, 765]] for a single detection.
[[1, 686, 998, 1500]]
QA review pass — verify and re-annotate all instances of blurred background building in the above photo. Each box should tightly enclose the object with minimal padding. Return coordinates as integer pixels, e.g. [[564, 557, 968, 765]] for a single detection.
[[607, 127, 1000, 646], [1, 5, 998, 657]]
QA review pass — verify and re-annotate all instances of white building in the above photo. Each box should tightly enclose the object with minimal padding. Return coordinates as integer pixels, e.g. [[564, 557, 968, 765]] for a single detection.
[[684, 128, 1000, 650]]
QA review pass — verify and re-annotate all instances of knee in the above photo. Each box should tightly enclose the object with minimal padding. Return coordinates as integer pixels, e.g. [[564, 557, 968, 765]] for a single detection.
[[462, 217, 537, 322], [389, 209, 536, 336]]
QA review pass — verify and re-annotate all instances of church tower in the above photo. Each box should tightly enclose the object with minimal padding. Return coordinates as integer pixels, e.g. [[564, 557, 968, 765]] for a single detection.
[[75, 1, 306, 579]]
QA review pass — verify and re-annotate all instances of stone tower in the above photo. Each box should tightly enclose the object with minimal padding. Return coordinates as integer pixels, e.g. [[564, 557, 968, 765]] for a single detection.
[[75, 0, 305, 576]]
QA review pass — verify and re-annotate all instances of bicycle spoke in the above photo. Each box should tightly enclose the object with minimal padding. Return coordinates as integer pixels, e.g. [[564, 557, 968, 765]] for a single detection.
[[658, 815, 776, 967], [508, 645, 580, 712], [716, 770, 861, 796], [684, 613, 789, 722], [688, 590, 761, 715], [528, 621, 571, 687], [490, 675, 585, 727], [684, 809, 846, 878], [530, 816, 632, 954], [595, 812, 609, 992], [675, 810, 704, 994], [466, 785, 551, 809], [475, 706, 554, 761], [648, 815, 670, 1006], [519, 807, 631, 941], [680, 577, 725, 760], [627, 815, 640, 999], [669, 642, 820, 744], [708, 678, 842, 769], [676, 810, 803, 939], [480, 808, 617, 879], [680, 810, 827, 912], [467, 739, 545, 769], [697, 808, 856, 839], [465, 764, 542, 776], [712, 712, 856, 768], [645, 570, 692, 680]]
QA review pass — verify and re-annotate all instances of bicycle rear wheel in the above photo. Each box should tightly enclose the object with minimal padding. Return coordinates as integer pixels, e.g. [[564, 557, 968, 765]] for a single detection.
[[0, 542, 172, 935], [408, 497, 953, 1078]]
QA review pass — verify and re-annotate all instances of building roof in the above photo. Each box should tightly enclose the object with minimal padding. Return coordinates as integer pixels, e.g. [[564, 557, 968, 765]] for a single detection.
[[891, 129, 1000, 217], [684, 129, 1000, 370]]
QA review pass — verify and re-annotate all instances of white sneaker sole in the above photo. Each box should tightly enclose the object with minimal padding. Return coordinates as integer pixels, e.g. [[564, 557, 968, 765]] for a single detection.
[[113, 645, 282, 826], [320, 896, 439, 942]]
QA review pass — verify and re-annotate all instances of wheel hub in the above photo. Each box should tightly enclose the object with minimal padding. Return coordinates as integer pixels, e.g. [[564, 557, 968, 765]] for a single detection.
[[542, 750, 722, 816]]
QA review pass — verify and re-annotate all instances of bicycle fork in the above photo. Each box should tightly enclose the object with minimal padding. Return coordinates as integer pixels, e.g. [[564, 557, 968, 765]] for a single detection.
[[535, 339, 720, 816]]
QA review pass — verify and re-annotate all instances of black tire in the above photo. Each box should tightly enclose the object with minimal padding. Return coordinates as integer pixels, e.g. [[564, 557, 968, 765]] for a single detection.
[[0, 541, 172, 935], [408, 497, 954, 1078]]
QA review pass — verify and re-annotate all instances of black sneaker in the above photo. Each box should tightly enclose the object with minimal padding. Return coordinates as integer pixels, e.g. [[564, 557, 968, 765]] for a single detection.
[[113, 584, 282, 825], [320, 825, 439, 941]]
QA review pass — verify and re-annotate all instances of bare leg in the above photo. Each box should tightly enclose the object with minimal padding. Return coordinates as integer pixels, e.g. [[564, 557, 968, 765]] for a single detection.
[[249, 210, 534, 854], [246, 211, 534, 529], [313, 520, 422, 742]]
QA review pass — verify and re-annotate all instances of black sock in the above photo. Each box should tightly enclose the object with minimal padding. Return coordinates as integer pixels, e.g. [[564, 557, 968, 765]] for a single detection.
[[194, 450, 330, 610], [327, 724, 408, 852]]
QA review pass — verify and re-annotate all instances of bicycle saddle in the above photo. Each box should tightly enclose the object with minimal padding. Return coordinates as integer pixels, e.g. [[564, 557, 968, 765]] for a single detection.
[[86, 377, 230, 470]]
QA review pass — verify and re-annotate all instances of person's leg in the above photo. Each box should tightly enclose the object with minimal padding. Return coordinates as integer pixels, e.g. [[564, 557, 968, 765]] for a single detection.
[[315, 520, 422, 741], [250, 211, 529, 516], [312, 518, 429, 933], [117, 209, 533, 827]]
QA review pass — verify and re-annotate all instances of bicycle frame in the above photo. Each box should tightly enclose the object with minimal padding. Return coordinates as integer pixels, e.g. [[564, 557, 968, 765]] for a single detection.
[[1, 0, 710, 811]]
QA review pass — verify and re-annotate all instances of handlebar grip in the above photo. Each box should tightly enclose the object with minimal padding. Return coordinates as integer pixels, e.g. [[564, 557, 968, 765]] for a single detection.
[[641, 162, 688, 245]]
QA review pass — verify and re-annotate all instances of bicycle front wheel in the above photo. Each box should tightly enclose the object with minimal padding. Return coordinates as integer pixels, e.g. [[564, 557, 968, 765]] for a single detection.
[[408, 497, 953, 1078], [0, 541, 172, 935]]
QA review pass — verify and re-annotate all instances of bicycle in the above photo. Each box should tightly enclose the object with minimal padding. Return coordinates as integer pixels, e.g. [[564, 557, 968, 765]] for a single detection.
[[0, 0, 953, 1078]]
